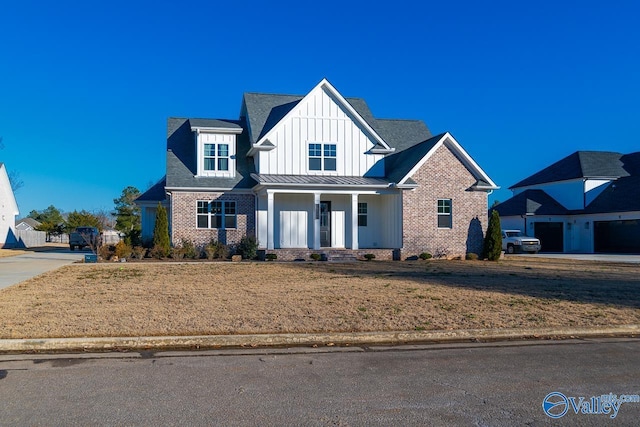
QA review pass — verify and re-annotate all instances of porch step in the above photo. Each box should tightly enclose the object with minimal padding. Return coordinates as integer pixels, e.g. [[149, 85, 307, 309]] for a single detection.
[[323, 251, 358, 262]]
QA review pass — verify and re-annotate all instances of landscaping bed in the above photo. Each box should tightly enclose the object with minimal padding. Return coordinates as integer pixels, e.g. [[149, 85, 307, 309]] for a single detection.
[[0, 258, 638, 339]]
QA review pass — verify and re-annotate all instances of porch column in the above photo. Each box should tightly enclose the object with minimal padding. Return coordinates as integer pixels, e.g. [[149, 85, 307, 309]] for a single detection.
[[267, 191, 275, 250], [351, 193, 359, 250], [313, 192, 321, 250]]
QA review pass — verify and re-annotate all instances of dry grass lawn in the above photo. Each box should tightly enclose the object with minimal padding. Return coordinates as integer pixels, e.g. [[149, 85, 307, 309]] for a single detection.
[[0, 249, 26, 258], [0, 258, 638, 339]]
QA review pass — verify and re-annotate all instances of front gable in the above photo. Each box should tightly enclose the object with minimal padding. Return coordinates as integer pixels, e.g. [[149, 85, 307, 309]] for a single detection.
[[393, 133, 498, 190], [249, 79, 392, 177]]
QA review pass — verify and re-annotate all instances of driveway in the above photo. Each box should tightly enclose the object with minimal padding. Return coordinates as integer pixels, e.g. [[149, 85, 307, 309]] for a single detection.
[[0, 247, 85, 290], [508, 253, 640, 263]]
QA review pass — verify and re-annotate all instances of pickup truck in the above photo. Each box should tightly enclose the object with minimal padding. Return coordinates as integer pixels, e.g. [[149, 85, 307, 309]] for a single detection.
[[502, 230, 541, 254], [69, 227, 101, 251]]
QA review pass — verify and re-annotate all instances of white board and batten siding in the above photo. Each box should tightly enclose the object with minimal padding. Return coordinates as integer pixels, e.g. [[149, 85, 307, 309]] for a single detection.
[[256, 87, 385, 177]]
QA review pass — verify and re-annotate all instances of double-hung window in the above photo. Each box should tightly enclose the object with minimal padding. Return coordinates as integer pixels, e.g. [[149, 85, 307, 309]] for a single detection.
[[309, 143, 337, 171], [437, 199, 452, 228], [196, 201, 237, 229], [204, 143, 229, 172], [358, 202, 368, 227]]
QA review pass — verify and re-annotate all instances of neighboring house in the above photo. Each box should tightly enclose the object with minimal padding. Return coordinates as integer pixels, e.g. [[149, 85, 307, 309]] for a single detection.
[[493, 151, 640, 253], [137, 79, 498, 259], [0, 163, 19, 248], [16, 217, 41, 231]]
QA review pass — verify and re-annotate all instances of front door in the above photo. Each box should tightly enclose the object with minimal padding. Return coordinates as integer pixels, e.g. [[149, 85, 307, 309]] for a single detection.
[[320, 202, 331, 247]]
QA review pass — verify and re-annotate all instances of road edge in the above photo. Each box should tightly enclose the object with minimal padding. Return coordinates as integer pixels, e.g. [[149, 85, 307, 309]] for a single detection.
[[0, 324, 638, 354]]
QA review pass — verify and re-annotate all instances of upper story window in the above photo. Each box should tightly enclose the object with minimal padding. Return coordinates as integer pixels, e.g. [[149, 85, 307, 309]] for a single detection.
[[193, 127, 242, 178], [309, 143, 337, 171], [204, 143, 229, 171], [437, 199, 452, 228]]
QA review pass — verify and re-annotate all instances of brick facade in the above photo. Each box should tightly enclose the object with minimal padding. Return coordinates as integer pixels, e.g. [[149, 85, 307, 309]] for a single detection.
[[171, 191, 255, 247], [402, 144, 488, 258]]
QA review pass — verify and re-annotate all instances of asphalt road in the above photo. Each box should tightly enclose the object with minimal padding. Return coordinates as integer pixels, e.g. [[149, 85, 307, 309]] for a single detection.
[[0, 247, 85, 290], [1, 338, 638, 426]]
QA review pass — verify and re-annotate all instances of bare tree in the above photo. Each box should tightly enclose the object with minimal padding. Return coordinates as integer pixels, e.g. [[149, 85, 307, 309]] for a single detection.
[[0, 137, 24, 192]]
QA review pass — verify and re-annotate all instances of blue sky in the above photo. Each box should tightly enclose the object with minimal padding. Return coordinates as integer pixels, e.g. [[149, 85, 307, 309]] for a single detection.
[[1, 1, 639, 217]]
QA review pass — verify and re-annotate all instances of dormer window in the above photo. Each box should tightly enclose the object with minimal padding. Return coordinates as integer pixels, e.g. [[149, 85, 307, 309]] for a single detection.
[[204, 143, 229, 171], [309, 143, 337, 172], [192, 125, 242, 178]]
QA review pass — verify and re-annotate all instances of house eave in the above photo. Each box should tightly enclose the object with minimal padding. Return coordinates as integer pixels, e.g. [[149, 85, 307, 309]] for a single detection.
[[369, 148, 396, 154], [191, 126, 243, 134]]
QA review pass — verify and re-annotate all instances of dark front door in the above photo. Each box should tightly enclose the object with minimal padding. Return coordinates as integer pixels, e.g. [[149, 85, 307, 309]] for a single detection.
[[320, 202, 331, 247]]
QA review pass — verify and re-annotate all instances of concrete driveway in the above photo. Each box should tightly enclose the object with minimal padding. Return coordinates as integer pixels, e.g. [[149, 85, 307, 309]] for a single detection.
[[507, 253, 640, 263], [0, 246, 85, 290]]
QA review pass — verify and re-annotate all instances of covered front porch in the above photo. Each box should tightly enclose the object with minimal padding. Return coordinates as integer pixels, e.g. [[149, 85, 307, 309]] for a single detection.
[[255, 186, 403, 251]]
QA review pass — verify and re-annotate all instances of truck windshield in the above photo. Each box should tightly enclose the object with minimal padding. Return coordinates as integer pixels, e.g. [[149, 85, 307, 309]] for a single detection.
[[505, 231, 525, 237]]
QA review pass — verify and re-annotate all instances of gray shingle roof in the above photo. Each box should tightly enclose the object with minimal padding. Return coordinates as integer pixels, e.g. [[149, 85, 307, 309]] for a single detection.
[[165, 118, 256, 190], [510, 151, 629, 189], [135, 177, 167, 203], [163, 87, 476, 192], [498, 152, 640, 215], [241, 92, 430, 151], [188, 118, 243, 130], [373, 119, 432, 152], [384, 133, 445, 184], [492, 189, 569, 217]]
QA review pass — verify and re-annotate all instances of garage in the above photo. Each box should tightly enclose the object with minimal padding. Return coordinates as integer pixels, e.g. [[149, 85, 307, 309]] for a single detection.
[[534, 222, 564, 252], [594, 220, 640, 253]]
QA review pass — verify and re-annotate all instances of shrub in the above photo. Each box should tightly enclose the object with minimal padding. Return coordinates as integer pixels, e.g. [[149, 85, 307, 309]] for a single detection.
[[170, 246, 185, 260], [114, 240, 132, 260], [419, 252, 433, 260], [181, 239, 198, 259], [152, 203, 170, 258], [236, 235, 258, 260], [265, 253, 277, 261], [363, 253, 376, 261], [465, 252, 479, 261], [204, 240, 226, 260], [132, 246, 147, 259], [150, 244, 168, 259], [99, 244, 115, 261], [484, 210, 503, 261], [310, 253, 321, 261]]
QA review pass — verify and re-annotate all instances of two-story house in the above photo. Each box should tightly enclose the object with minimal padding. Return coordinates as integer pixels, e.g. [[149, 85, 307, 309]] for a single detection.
[[493, 151, 640, 253], [137, 79, 498, 259]]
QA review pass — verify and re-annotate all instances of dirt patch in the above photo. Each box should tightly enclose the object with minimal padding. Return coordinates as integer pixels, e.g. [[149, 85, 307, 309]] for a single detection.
[[0, 258, 638, 339]]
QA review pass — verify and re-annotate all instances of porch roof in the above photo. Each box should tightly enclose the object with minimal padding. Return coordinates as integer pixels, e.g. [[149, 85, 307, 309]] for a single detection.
[[251, 174, 391, 187]]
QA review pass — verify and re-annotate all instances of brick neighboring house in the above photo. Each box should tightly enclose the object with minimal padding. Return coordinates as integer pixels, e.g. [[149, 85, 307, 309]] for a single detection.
[[137, 79, 498, 259]]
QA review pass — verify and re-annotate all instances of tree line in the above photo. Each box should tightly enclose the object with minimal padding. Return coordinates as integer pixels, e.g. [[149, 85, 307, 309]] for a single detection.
[[28, 186, 142, 246]]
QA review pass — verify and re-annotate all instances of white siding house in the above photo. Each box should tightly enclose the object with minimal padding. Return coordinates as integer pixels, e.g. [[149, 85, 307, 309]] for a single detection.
[[0, 163, 19, 248]]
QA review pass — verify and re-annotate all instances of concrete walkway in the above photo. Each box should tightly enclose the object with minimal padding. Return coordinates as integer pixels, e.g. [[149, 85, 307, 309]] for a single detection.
[[0, 247, 85, 290]]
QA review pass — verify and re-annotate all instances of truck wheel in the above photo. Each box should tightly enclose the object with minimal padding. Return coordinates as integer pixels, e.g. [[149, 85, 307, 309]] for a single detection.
[[70, 245, 75, 251], [507, 245, 515, 254]]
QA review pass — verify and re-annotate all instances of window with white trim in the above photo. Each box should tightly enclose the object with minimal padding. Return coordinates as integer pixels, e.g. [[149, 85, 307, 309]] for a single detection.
[[309, 143, 337, 171], [196, 201, 237, 229], [204, 143, 229, 172], [437, 199, 452, 228], [358, 202, 368, 227]]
